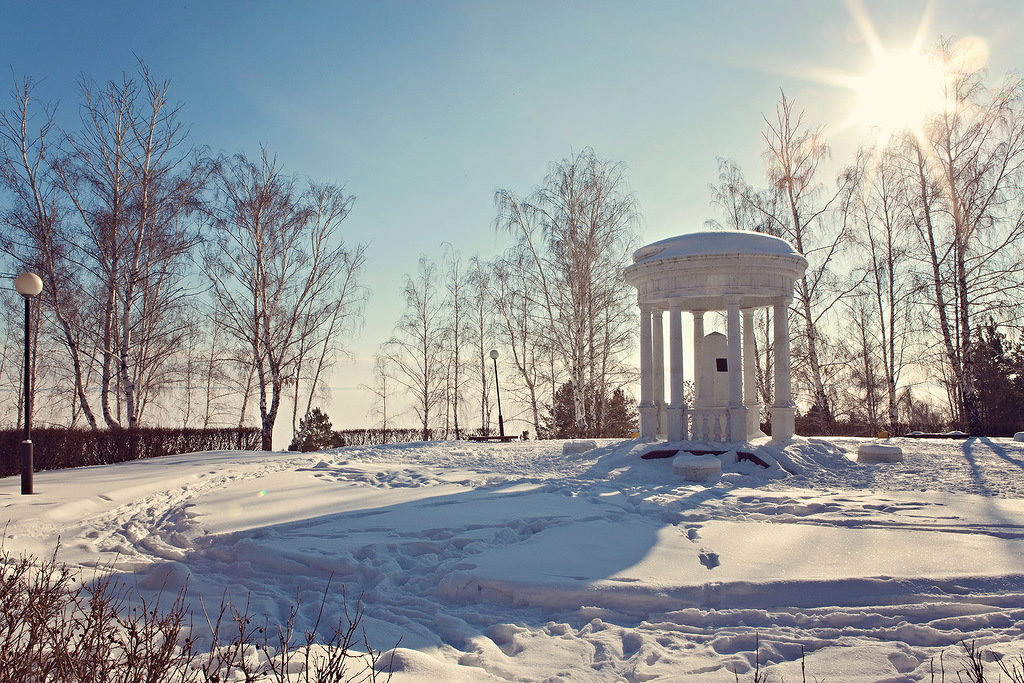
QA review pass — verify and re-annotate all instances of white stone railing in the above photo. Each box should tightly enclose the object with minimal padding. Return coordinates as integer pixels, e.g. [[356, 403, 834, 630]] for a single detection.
[[686, 408, 731, 442]]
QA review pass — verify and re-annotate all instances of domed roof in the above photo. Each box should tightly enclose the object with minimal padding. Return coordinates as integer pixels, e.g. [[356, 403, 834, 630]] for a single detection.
[[632, 230, 801, 264], [624, 230, 807, 311]]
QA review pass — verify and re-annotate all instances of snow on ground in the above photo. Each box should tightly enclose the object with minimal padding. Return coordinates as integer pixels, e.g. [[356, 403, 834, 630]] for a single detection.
[[2, 436, 1024, 681]]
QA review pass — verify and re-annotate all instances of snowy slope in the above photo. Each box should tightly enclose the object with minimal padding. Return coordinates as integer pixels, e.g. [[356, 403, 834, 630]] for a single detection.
[[2, 436, 1023, 681]]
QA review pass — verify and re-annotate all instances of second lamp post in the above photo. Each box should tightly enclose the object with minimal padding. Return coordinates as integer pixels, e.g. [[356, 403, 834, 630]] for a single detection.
[[489, 349, 505, 438]]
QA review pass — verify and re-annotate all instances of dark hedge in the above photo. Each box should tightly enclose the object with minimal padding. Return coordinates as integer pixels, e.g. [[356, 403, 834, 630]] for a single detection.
[[333, 428, 435, 447], [0, 426, 261, 478]]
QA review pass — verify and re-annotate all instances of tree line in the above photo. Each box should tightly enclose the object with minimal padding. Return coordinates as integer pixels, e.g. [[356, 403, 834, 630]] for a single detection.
[[374, 39, 1024, 439], [0, 61, 641, 448], [0, 61, 368, 450]]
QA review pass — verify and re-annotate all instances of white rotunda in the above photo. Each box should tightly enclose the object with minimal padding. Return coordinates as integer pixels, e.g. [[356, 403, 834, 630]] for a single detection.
[[623, 231, 808, 443]]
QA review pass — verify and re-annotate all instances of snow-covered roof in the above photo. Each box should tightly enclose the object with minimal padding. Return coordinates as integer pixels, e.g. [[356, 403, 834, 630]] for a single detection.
[[624, 230, 808, 311], [631, 230, 802, 264]]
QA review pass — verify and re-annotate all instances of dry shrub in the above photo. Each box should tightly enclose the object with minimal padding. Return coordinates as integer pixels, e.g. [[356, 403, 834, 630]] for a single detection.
[[951, 640, 1024, 683], [0, 542, 394, 682], [729, 635, 1024, 683]]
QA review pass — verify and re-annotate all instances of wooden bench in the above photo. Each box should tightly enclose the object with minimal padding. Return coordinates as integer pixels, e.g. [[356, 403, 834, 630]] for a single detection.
[[902, 432, 970, 439], [467, 435, 518, 442]]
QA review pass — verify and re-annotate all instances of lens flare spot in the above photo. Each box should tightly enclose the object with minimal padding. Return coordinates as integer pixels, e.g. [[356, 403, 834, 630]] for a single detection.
[[950, 36, 989, 74], [258, 490, 267, 497]]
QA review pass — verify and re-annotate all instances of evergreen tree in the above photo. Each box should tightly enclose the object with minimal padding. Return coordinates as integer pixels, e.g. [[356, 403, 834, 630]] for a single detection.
[[603, 387, 639, 438], [541, 382, 638, 439], [288, 407, 345, 452], [970, 321, 1024, 436]]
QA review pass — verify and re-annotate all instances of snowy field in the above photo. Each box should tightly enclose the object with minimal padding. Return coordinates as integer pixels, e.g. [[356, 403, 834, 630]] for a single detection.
[[2, 435, 1024, 681]]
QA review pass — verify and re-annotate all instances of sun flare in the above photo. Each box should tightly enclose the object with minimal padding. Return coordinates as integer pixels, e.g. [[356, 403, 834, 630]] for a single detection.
[[854, 48, 947, 138], [768, 1, 993, 145]]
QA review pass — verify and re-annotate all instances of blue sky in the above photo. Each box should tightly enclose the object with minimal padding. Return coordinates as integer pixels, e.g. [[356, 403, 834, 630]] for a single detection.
[[5, 1, 1024, 433]]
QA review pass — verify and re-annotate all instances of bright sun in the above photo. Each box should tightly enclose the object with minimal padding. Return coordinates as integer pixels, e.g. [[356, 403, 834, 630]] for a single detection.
[[854, 48, 947, 138], [785, 1, 993, 145]]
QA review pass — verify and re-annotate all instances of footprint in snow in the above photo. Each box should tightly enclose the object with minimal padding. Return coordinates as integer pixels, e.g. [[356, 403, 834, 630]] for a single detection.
[[698, 549, 720, 570]]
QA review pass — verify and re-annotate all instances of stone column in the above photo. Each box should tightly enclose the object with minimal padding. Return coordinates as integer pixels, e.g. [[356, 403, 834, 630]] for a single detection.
[[726, 297, 747, 441], [743, 308, 764, 438], [771, 298, 795, 441], [652, 308, 666, 437], [667, 304, 686, 441], [638, 304, 657, 438], [692, 311, 705, 401]]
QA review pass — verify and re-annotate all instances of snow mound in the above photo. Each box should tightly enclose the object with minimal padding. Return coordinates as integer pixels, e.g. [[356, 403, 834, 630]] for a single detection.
[[857, 442, 904, 463], [562, 440, 598, 454], [672, 454, 722, 481]]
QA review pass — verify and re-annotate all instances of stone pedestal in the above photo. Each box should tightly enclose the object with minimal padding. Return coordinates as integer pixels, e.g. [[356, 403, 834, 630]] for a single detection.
[[639, 404, 658, 438], [728, 405, 748, 443], [666, 406, 686, 441], [747, 403, 765, 438], [771, 404, 795, 443]]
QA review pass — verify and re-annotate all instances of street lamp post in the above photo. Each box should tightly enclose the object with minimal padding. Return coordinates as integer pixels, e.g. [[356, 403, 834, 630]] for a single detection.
[[15, 273, 43, 495], [489, 349, 505, 438]]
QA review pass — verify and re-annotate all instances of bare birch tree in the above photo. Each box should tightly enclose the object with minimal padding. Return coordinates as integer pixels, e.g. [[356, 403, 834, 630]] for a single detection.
[[841, 300, 885, 429], [289, 184, 368, 433], [716, 93, 858, 429], [467, 255, 494, 433], [55, 62, 210, 428], [901, 40, 1024, 433], [845, 141, 917, 430], [0, 299, 19, 425], [0, 76, 100, 428], [379, 255, 446, 441], [494, 147, 639, 436], [491, 249, 547, 435], [362, 355, 392, 432], [205, 148, 365, 450]]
